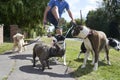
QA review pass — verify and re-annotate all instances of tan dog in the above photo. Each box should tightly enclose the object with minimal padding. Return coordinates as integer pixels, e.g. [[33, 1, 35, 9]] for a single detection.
[[12, 33, 26, 53]]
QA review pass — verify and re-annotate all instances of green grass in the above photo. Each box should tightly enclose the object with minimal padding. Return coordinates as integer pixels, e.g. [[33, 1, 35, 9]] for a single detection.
[[1, 37, 120, 80], [41, 36, 120, 80], [0, 42, 13, 54]]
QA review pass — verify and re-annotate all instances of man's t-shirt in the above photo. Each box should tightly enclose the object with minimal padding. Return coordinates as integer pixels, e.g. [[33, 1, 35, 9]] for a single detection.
[[48, 0, 70, 17]]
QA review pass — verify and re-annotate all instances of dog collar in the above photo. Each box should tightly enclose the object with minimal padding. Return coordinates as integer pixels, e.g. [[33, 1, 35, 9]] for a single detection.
[[84, 30, 92, 39]]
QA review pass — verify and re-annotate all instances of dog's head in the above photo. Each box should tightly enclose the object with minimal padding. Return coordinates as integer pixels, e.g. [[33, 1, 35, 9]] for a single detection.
[[71, 25, 90, 39], [53, 35, 65, 42], [53, 35, 65, 49], [108, 38, 120, 51]]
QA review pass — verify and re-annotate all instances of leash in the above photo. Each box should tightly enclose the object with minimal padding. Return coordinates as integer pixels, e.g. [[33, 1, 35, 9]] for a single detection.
[[64, 61, 71, 74], [64, 22, 76, 38], [23, 37, 40, 46]]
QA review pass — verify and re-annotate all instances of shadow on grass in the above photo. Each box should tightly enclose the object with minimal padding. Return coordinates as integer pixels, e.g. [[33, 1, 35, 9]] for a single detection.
[[70, 59, 108, 78], [74, 58, 84, 62]]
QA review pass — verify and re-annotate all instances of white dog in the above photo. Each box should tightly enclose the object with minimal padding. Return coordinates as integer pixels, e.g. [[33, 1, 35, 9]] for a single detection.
[[12, 33, 26, 53]]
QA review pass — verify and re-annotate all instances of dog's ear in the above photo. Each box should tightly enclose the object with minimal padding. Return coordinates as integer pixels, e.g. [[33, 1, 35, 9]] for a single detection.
[[61, 36, 65, 40], [78, 25, 83, 30], [108, 38, 113, 41]]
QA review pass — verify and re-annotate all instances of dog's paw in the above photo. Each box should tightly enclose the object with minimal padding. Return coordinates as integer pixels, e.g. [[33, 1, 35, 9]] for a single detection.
[[48, 67, 52, 69], [18, 50, 22, 53], [107, 61, 111, 65], [64, 62, 67, 66], [42, 68, 45, 71], [32, 65, 36, 67], [81, 65, 86, 68], [93, 67, 98, 71], [93, 63, 98, 71], [91, 62, 94, 65]]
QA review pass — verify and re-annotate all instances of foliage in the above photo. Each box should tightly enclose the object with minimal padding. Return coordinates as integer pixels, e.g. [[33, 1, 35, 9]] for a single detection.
[[86, 0, 120, 39], [103, 0, 120, 39], [0, 0, 49, 38], [86, 8, 109, 36]]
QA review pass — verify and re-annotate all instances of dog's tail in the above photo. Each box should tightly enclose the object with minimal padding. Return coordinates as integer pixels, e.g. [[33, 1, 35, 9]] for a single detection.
[[23, 37, 40, 47]]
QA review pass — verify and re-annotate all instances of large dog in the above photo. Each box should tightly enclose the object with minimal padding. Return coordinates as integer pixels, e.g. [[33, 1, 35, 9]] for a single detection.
[[33, 35, 66, 71], [78, 38, 120, 59], [12, 33, 26, 53], [71, 25, 111, 71]]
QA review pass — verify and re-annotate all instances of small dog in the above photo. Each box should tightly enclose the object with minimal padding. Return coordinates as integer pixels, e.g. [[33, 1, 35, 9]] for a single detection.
[[33, 35, 66, 71], [71, 25, 111, 71], [78, 38, 120, 59], [12, 33, 26, 53]]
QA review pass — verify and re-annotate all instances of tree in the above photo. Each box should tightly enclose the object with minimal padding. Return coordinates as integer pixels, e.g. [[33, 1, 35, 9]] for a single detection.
[[103, 0, 120, 39], [86, 0, 120, 39], [86, 8, 109, 36], [0, 0, 49, 38]]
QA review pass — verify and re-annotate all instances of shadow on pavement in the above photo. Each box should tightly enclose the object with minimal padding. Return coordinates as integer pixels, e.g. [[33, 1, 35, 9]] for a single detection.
[[2, 51, 17, 55], [19, 64, 73, 78], [9, 54, 33, 61]]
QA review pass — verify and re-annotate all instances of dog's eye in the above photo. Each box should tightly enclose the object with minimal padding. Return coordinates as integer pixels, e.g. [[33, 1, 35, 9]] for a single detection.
[[53, 40, 56, 42], [118, 44, 120, 46]]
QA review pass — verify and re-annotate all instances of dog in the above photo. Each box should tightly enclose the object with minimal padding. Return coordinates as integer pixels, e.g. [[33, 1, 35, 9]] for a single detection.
[[108, 38, 120, 51], [12, 33, 26, 53], [32, 35, 66, 71], [78, 38, 120, 59], [71, 25, 111, 71]]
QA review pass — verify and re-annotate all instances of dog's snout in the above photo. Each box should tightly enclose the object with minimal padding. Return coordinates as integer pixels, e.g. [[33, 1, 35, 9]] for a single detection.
[[71, 30, 75, 36], [117, 48, 120, 51]]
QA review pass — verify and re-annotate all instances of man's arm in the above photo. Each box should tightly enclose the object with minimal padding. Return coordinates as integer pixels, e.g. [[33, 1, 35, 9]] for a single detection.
[[67, 9, 74, 22]]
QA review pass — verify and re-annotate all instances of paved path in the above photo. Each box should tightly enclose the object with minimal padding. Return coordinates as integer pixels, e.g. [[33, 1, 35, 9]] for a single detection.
[[0, 43, 75, 80]]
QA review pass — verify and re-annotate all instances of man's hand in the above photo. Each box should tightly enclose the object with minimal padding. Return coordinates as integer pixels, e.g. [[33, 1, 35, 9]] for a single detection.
[[43, 19, 47, 29], [70, 20, 76, 27], [71, 19, 76, 24], [43, 19, 47, 25]]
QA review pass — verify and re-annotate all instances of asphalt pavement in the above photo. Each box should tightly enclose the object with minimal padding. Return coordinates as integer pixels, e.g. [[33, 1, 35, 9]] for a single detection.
[[0, 42, 75, 80]]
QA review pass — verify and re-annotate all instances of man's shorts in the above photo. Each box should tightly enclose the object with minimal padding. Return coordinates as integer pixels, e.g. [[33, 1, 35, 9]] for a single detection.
[[47, 11, 60, 29]]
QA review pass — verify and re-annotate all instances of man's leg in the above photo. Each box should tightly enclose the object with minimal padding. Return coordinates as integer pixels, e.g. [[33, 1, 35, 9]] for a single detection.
[[51, 6, 63, 35], [51, 6, 59, 22], [47, 6, 63, 35]]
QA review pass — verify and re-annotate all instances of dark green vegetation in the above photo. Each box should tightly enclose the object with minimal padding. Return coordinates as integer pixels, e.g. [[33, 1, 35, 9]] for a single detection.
[[0, 0, 120, 40], [86, 0, 120, 39]]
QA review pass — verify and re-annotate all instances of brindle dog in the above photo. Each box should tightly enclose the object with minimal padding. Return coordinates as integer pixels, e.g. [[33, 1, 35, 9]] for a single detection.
[[33, 35, 65, 71]]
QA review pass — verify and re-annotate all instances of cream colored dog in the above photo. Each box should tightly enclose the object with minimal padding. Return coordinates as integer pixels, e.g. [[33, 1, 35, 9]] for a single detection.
[[12, 33, 26, 53]]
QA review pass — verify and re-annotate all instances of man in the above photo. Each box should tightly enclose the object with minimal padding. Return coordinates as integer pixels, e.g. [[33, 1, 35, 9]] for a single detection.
[[43, 0, 75, 35]]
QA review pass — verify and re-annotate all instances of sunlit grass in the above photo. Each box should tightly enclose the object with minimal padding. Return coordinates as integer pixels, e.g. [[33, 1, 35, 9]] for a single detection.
[[0, 42, 13, 54], [41, 36, 120, 80]]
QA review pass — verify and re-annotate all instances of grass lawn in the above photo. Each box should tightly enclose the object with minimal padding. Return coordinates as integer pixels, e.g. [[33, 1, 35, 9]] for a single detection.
[[0, 37, 120, 80], [41, 36, 120, 80], [0, 42, 13, 54]]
